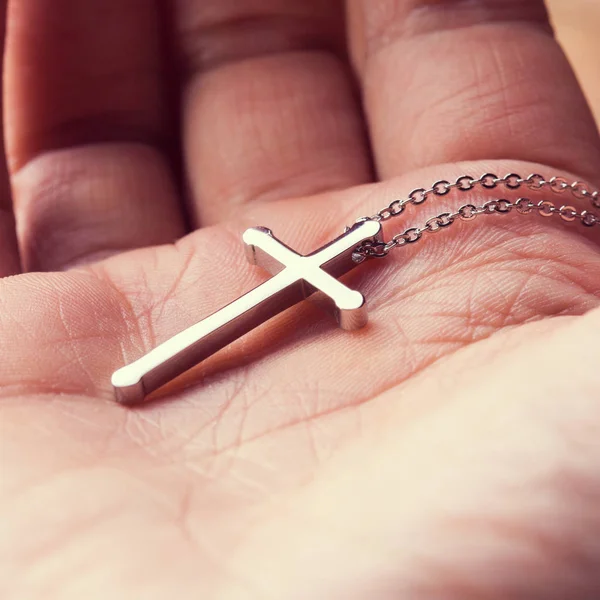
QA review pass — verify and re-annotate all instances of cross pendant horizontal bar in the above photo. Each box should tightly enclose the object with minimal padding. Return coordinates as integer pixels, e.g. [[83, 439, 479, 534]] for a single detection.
[[111, 220, 382, 403]]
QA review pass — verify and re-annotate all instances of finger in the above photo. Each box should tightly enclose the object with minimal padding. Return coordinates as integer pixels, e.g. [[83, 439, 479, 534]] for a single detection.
[[0, 175, 18, 278], [5, 0, 185, 272], [0, 1, 19, 277], [175, 0, 373, 225], [550, 0, 600, 123], [349, 0, 600, 181]]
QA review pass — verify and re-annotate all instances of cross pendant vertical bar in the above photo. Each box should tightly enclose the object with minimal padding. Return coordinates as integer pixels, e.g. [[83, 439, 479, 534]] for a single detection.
[[111, 220, 382, 403]]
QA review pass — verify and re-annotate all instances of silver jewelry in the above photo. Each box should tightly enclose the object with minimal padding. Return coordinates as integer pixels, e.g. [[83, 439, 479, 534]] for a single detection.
[[112, 173, 600, 403]]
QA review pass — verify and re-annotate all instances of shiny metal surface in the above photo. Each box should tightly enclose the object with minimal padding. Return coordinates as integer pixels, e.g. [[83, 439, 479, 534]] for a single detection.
[[355, 173, 600, 258], [112, 220, 382, 404]]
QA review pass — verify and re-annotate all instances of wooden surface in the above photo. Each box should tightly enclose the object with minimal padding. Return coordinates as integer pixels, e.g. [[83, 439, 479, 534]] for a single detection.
[[549, 0, 600, 124]]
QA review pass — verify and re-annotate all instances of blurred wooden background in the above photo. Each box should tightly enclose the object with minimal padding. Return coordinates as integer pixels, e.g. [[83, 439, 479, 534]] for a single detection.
[[549, 0, 600, 124]]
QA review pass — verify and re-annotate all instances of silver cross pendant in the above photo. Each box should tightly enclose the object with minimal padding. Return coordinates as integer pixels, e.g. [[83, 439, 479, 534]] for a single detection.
[[111, 220, 382, 403]]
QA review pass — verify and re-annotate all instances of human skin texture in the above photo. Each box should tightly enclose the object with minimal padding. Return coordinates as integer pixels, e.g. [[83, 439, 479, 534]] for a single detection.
[[2, 1, 600, 598]]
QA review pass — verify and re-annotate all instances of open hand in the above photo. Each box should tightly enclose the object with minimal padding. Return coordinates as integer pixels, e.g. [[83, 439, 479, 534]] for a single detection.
[[3, 1, 600, 598]]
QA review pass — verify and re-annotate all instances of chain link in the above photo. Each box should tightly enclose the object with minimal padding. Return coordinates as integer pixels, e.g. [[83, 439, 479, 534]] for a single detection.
[[355, 173, 600, 258]]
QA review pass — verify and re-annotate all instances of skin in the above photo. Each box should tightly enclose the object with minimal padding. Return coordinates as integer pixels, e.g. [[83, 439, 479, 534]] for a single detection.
[[550, 0, 600, 122], [2, 0, 600, 597]]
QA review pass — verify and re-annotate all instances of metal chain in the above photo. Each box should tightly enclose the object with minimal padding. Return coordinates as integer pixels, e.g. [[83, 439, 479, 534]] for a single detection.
[[355, 173, 600, 258]]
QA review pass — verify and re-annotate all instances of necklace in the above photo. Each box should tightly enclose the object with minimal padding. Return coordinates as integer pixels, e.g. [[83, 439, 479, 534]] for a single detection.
[[111, 173, 600, 403]]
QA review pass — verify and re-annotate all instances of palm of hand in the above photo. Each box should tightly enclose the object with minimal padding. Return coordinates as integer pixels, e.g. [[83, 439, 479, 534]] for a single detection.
[[3, 2, 600, 598]]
